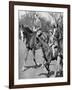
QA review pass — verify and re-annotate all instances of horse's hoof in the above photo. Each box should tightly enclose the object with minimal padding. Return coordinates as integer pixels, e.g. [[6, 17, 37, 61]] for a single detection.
[[21, 66, 26, 71], [36, 63, 42, 67]]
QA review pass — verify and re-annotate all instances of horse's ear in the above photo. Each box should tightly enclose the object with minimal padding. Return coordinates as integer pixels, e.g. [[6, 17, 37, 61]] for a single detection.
[[22, 24, 24, 29]]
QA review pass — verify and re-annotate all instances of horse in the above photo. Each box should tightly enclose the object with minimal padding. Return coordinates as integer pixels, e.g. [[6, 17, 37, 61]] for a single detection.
[[36, 27, 63, 77], [19, 24, 44, 69]]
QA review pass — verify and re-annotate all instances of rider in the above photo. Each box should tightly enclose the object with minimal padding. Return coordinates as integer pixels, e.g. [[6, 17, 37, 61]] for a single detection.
[[33, 14, 41, 32], [32, 14, 43, 44], [48, 25, 58, 58]]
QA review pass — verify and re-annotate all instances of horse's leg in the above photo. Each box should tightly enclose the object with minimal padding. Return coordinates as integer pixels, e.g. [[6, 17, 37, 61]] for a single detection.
[[21, 48, 29, 71], [32, 48, 39, 66], [25, 48, 29, 63], [52, 55, 62, 77], [56, 55, 62, 76], [41, 47, 51, 77]]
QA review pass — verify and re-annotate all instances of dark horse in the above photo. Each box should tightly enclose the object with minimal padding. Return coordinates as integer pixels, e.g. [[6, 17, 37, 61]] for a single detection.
[[19, 24, 43, 68], [36, 27, 63, 77]]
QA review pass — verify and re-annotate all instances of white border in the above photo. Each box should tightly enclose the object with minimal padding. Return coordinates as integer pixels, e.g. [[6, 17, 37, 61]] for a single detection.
[[14, 5, 68, 85]]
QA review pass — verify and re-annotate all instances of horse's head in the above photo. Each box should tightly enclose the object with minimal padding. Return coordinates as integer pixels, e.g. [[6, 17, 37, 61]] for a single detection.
[[36, 30, 49, 44]]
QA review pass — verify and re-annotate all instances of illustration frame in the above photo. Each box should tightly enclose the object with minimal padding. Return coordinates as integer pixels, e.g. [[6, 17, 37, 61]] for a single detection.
[[9, 1, 70, 89]]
